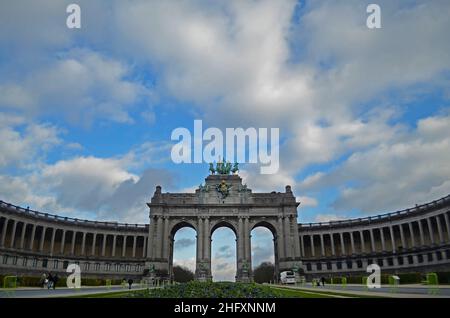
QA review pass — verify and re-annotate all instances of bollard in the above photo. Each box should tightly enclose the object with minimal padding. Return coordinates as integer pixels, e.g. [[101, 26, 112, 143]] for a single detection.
[[389, 275, 400, 293], [426, 273, 439, 295], [341, 277, 347, 290]]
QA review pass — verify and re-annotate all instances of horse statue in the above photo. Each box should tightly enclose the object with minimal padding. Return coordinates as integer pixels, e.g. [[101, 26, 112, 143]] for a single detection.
[[231, 163, 239, 174], [209, 163, 215, 175]]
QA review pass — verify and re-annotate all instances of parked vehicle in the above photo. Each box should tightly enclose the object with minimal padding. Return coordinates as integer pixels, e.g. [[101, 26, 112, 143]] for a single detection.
[[280, 271, 296, 284]]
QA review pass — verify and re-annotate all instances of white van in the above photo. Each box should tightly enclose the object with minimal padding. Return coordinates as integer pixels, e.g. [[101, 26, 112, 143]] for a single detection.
[[280, 271, 296, 284]]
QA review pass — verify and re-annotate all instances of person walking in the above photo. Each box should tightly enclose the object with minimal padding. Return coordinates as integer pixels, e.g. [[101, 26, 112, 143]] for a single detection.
[[128, 278, 133, 290], [52, 274, 59, 290], [321, 277, 326, 286]]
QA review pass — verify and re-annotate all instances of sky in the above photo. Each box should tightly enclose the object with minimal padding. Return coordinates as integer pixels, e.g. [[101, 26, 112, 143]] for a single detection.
[[0, 0, 449, 281]]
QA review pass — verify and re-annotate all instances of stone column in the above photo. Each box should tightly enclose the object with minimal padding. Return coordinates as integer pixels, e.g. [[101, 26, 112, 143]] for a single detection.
[[132, 236, 137, 258], [320, 234, 325, 256], [204, 217, 210, 261], [340, 232, 346, 255], [350, 232, 355, 254], [283, 216, 291, 258], [81, 232, 87, 255], [300, 235, 305, 257], [418, 220, 425, 246], [156, 216, 163, 258], [91, 233, 97, 256], [9, 220, 17, 248], [360, 231, 366, 253], [20, 223, 27, 249], [1, 218, 8, 247], [163, 217, 170, 259], [71, 232, 76, 255], [238, 217, 244, 261], [122, 235, 127, 257], [427, 218, 435, 244], [39, 227, 46, 252], [436, 216, 444, 244], [389, 226, 396, 253], [112, 235, 117, 257], [330, 234, 336, 256], [50, 228, 56, 255], [311, 235, 315, 257], [399, 224, 406, 249], [142, 236, 147, 258], [29, 224, 36, 251], [369, 229, 375, 252], [197, 217, 204, 261], [277, 217, 285, 259], [444, 213, 450, 242], [380, 228, 386, 251], [408, 223, 416, 248], [147, 217, 155, 259], [292, 217, 301, 258], [244, 217, 251, 261], [60, 230, 66, 254], [102, 234, 107, 256]]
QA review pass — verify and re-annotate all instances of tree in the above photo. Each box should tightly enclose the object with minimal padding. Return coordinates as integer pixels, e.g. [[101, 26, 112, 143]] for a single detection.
[[173, 265, 195, 283], [253, 262, 275, 283]]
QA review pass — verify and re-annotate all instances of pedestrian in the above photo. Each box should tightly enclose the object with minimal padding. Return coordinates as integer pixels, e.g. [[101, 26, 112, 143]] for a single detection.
[[47, 272, 53, 289], [128, 278, 133, 290], [40, 273, 47, 288], [321, 277, 326, 286], [53, 274, 59, 290]]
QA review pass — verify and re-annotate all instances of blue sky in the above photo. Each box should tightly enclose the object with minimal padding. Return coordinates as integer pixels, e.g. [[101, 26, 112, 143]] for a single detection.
[[1, 0, 450, 280]]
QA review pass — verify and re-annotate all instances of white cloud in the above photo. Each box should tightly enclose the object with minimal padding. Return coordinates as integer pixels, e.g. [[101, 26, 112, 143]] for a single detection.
[[314, 214, 347, 223]]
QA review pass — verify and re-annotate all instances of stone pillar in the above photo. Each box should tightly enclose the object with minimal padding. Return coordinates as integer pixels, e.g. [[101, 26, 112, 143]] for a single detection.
[[102, 234, 107, 256], [340, 232, 346, 255], [283, 216, 291, 258], [300, 235, 305, 257], [408, 223, 416, 248], [81, 232, 86, 255], [238, 217, 245, 261], [399, 224, 406, 249], [277, 217, 285, 259], [147, 217, 155, 259], [427, 218, 435, 245], [389, 226, 396, 253], [50, 228, 56, 255], [320, 234, 325, 256], [91, 233, 97, 256], [156, 216, 163, 258], [60, 230, 66, 254], [360, 231, 365, 253], [311, 235, 315, 257], [244, 217, 251, 262], [122, 235, 127, 257], [132, 236, 137, 258], [29, 224, 36, 251], [204, 217, 210, 261], [9, 220, 17, 248], [380, 228, 386, 251], [142, 236, 147, 258], [444, 213, 450, 242], [436, 216, 444, 244], [292, 217, 301, 258], [163, 217, 170, 259], [71, 232, 76, 255], [39, 227, 46, 252], [20, 223, 27, 249], [112, 235, 117, 257], [197, 217, 204, 261], [350, 232, 355, 254], [1, 218, 8, 247], [370, 229, 375, 252], [418, 220, 425, 246], [330, 234, 335, 256]]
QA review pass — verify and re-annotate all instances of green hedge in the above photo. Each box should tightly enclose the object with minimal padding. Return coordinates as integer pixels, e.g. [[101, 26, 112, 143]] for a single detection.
[[326, 272, 450, 285], [0, 275, 123, 288]]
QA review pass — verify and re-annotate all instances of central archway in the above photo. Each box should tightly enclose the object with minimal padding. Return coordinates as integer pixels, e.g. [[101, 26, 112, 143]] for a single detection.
[[168, 221, 197, 282], [211, 221, 237, 282]]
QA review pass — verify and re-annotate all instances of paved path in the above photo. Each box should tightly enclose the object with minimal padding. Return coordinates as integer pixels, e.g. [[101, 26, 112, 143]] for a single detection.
[[0, 285, 150, 298], [272, 283, 450, 298]]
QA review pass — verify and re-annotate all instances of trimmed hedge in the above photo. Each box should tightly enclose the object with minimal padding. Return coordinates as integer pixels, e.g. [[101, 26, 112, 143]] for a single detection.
[[0, 275, 123, 288], [326, 272, 450, 285]]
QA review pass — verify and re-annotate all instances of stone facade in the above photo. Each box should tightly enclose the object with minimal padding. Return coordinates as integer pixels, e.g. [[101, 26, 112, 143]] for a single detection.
[[1, 173, 450, 281]]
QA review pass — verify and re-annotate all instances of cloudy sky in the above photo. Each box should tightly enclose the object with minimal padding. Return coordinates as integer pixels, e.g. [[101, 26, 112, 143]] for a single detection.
[[1, 0, 449, 280]]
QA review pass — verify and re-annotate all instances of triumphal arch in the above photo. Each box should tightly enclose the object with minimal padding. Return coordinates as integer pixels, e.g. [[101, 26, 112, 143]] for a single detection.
[[145, 163, 301, 282]]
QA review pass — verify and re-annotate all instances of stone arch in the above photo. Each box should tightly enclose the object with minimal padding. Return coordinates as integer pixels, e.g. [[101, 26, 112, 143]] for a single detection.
[[168, 220, 198, 281], [250, 219, 279, 282], [210, 220, 238, 236]]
